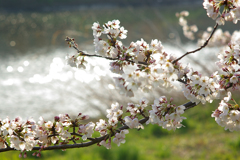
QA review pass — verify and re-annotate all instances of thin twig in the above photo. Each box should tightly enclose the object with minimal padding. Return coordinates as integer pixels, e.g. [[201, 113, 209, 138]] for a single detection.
[[172, 23, 218, 64], [73, 47, 148, 65]]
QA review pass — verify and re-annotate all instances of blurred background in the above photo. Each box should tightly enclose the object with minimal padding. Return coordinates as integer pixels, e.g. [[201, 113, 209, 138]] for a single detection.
[[0, 0, 207, 119], [1, 0, 240, 159]]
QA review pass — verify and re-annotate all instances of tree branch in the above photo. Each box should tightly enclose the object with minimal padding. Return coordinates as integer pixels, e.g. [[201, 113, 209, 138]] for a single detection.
[[0, 101, 197, 153], [74, 49, 148, 66], [65, 37, 148, 66], [172, 23, 219, 64]]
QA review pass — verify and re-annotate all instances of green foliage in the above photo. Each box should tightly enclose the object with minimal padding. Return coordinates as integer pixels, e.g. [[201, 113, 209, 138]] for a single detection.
[[96, 146, 113, 160], [116, 147, 139, 160], [229, 136, 240, 150], [150, 124, 170, 137]]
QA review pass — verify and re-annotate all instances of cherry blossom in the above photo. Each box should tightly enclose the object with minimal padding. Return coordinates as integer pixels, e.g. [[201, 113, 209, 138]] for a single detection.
[[2, 1, 240, 157], [212, 92, 240, 131], [78, 122, 95, 140], [203, 0, 240, 24], [113, 129, 129, 146], [124, 116, 143, 129]]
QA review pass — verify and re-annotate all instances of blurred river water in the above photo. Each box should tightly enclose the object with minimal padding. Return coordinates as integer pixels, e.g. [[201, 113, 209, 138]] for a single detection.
[[0, 4, 238, 120]]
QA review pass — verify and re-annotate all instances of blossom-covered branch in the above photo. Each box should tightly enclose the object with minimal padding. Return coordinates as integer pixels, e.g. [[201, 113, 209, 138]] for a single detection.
[[65, 37, 148, 66], [1, 0, 240, 158], [0, 97, 198, 154]]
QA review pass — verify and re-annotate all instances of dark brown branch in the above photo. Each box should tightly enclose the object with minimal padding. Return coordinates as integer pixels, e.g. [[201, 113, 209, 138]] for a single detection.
[[172, 23, 219, 64], [0, 117, 148, 152], [183, 101, 197, 111], [71, 133, 95, 141], [177, 78, 187, 84], [0, 101, 197, 153]]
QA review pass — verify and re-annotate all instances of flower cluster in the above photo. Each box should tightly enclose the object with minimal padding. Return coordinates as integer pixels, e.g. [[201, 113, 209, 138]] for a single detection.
[[181, 71, 221, 104], [211, 91, 240, 131], [66, 54, 87, 69], [176, 11, 198, 40], [112, 129, 129, 146], [92, 19, 128, 57], [0, 96, 183, 152], [216, 42, 240, 90], [78, 122, 95, 140], [106, 102, 123, 126], [203, 0, 240, 24], [147, 96, 186, 130], [65, 37, 88, 69], [97, 98, 148, 149], [0, 113, 90, 156]]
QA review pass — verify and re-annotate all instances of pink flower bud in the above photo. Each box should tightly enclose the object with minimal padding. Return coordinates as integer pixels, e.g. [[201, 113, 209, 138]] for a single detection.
[[24, 153, 27, 158], [37, 153, 41, 157], [54, 116, 60, 122]]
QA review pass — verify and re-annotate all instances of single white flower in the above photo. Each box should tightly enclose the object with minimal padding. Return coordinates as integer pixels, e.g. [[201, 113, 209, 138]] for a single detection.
[[45, 121, 53, 129], [176, 105, 185, 114], [230, 76, 238, 84], [124, 116, 143, 129], [113, 129, 129, 146]]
